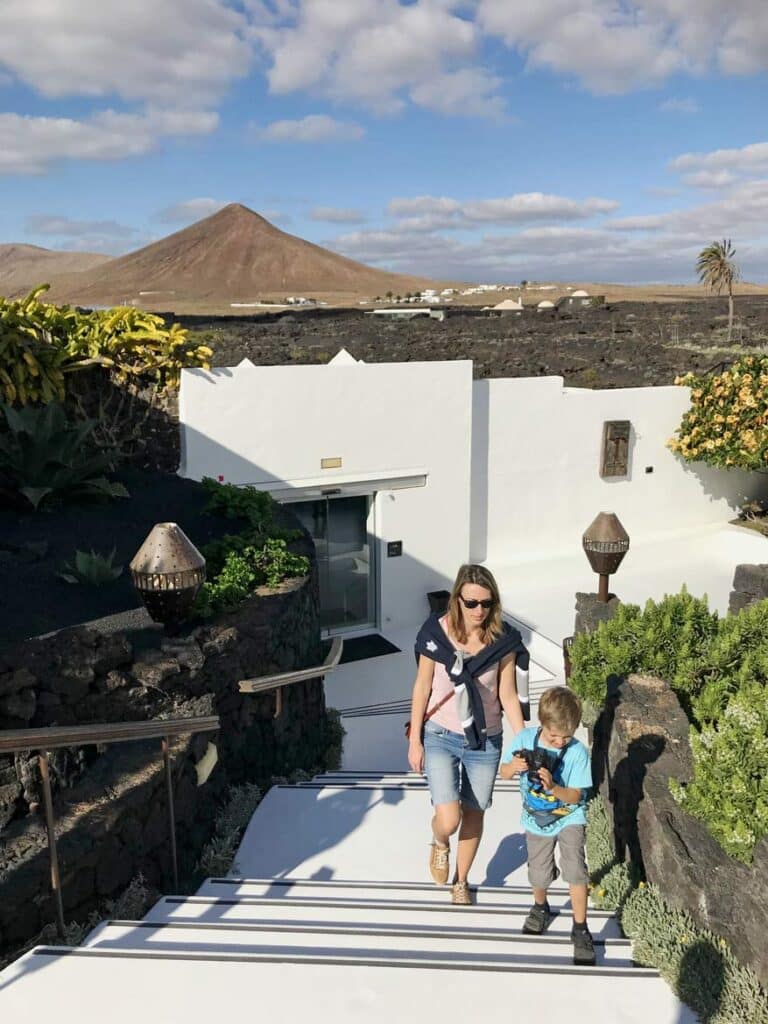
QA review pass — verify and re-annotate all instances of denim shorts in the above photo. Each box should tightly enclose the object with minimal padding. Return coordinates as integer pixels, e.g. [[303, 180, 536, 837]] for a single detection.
[[423, 721, 503, 812]]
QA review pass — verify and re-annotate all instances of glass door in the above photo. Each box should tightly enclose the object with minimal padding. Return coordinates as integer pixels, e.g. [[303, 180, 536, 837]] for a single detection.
[[291, 494, 375, 632]]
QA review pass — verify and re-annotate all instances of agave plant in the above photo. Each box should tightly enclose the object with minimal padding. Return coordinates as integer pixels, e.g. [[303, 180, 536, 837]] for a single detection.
[[58, 548, 124, 586], [0, 401, 129, 510]]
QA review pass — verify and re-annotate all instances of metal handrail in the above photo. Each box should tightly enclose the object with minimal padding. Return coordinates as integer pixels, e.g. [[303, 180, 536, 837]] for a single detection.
[[1, 715, 219, 939], [239, 636, 344, 716]]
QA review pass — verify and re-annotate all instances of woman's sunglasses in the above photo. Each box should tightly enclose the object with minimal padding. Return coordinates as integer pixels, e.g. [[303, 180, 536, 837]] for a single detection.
[[459, 595, 494, 610]]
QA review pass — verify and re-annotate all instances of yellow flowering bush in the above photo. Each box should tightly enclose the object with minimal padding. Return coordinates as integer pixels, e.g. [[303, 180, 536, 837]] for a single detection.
[[668, 356, 768, 471]]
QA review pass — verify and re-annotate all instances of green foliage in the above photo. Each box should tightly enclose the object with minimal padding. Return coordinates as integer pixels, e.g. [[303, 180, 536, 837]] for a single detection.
[[585, 796, 636, 911], [573, 595, 768, 861], [197, 782, 263, 877], [66, 304, 213, 391], [586, 797, 768, 1023], [0, 285, 84, 404], [201, 477, 274, 530], [0, 401, 130, 509], [59, 548, 123, 586], [0, 284, 213, 407], [569, 590, 719, 716], [194, 539, 309, 618], [670, 683, 768, 863], [200, 478, 301, 577], [669, 356, 768, 471], [622, 884, 768, 1024]]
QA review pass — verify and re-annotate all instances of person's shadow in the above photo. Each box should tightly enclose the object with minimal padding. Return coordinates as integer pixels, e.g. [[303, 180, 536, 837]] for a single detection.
[[480, 832, 528, 886], [677, 939, 726, 1022]]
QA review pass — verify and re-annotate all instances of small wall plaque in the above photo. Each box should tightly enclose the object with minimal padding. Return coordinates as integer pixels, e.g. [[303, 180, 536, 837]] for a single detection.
[[321, 457, 342, 470], [600, 420, 631, 478], [387, 541, 403, 557]]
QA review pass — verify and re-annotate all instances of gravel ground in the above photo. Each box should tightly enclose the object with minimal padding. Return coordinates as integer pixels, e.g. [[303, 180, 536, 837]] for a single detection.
[[179, 295, 768, 388]]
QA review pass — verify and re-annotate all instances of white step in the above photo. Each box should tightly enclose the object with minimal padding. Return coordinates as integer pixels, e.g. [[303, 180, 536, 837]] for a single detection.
[[145, 894, 624, 940], [83, 920, 635, 968], [2, 945, 696, 1024], [230, 785, 539, 887], [195, 877, 583, 906]]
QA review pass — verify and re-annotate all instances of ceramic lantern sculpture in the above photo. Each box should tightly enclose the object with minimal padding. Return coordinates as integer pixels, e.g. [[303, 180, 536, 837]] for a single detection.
[[582, 512, 630, 603], [130, 523, 206, 629]]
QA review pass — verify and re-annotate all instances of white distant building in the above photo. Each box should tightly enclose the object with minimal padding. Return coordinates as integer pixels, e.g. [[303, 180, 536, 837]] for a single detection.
[[537, 300, 555, 311], [491, 298, 523, 315]]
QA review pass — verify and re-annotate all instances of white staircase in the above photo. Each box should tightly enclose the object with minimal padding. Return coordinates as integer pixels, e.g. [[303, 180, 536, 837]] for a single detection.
[[0, 775, 696, 1021]]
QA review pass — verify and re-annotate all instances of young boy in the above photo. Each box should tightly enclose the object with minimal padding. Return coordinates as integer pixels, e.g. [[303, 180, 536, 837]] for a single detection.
[[500, 686, 595, 966]]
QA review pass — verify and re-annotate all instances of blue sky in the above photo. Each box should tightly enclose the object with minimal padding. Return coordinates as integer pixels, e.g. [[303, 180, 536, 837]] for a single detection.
[[1, 1, 767, 283]]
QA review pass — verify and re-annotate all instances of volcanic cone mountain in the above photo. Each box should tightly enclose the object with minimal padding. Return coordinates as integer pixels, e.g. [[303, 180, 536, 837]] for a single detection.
[[47, 203, 431, 305], [1, 244, 110, 298]]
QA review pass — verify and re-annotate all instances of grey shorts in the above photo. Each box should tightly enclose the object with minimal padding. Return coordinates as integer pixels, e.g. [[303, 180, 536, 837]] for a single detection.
[[526, 825, 588, 889]]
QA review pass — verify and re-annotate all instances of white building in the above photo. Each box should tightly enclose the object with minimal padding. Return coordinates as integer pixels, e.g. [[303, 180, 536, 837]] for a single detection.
[[179, 357, 767, 639]]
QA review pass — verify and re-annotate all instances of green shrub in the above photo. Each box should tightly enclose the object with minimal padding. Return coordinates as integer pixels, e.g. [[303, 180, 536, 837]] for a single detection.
[[621, 884, 768, 1024], [586, 797, 768, 1023], [670, 683, 768, 863], [569, 590, 718, 715], [0, 401, 129, 509], [194, 539, 309, 618], [199, 478, 302, 578], [574, 595, 768, 862]]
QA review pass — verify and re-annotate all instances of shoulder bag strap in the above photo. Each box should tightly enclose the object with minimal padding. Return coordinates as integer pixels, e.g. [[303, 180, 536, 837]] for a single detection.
[[424, 689, 454, 722]]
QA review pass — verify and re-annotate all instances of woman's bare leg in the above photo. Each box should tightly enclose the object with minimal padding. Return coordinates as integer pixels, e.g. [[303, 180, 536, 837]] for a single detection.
[[454, 805, 484, 882], [432, 801, 461, 846]]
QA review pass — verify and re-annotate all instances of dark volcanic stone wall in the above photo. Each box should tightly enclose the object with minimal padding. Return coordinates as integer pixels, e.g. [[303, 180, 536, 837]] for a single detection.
[[729, 563, 768, 614], [592, 673, 768, 987], [0, 573, 327, 954]]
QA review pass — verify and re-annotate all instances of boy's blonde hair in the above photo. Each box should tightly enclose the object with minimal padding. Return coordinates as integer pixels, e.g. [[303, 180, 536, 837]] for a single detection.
[[538, 686, 582, 733]]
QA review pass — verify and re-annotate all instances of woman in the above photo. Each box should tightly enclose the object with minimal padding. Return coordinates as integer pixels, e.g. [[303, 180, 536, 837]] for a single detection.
[[407, 564, 527, 904]]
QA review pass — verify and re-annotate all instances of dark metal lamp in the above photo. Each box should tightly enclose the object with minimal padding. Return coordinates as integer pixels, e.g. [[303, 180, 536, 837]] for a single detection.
[[582, 512, 630, 603], [130, 523, 206, 629]]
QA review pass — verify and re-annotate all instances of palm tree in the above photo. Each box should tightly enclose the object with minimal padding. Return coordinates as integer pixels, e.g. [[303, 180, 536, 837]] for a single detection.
[[697, 239, 740, 343]]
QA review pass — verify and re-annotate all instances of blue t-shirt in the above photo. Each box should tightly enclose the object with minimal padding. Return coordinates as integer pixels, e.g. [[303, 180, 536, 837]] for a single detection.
[[501, 726, 592, 836]]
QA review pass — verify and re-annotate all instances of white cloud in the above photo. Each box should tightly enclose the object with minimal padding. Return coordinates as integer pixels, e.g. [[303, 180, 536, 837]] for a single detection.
[[331, 175, 768, 283], [0, 0, 251, 107], [155, 198, 231, 223], [387, 192, 619, 230], [680, 170, 737, 190], [477, 1, 768, 94], [671, 140, 768, 177], [310, 206, 366, 223], [25, 214, 137, 238], [0, 108, 217, 175], [660, 96, 699, 114], [257, 114, 365, 142], [251, 0, 504, 116], [409, 67, 505, 118]]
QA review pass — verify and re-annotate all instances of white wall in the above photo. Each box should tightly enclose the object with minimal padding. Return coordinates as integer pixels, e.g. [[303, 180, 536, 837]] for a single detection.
[[180, 359, 474, 629], [473, 376, 768, 565]]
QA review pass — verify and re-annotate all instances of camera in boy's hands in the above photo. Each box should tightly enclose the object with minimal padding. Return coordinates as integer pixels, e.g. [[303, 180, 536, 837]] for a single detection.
[[513, 747, 555, 790]]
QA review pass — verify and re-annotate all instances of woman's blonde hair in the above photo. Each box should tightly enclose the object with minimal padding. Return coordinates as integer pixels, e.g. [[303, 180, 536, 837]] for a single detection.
[[446, 564, 503, 645]]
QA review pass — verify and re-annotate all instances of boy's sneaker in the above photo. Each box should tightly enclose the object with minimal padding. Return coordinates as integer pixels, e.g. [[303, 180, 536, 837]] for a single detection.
[[571, 926, 596, 966], [428, 841, 450, 884], [522, 901, 553, 935]]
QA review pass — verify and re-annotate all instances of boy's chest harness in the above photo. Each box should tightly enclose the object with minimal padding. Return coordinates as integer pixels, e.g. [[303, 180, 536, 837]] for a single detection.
[[522, 729, 577, 829]]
